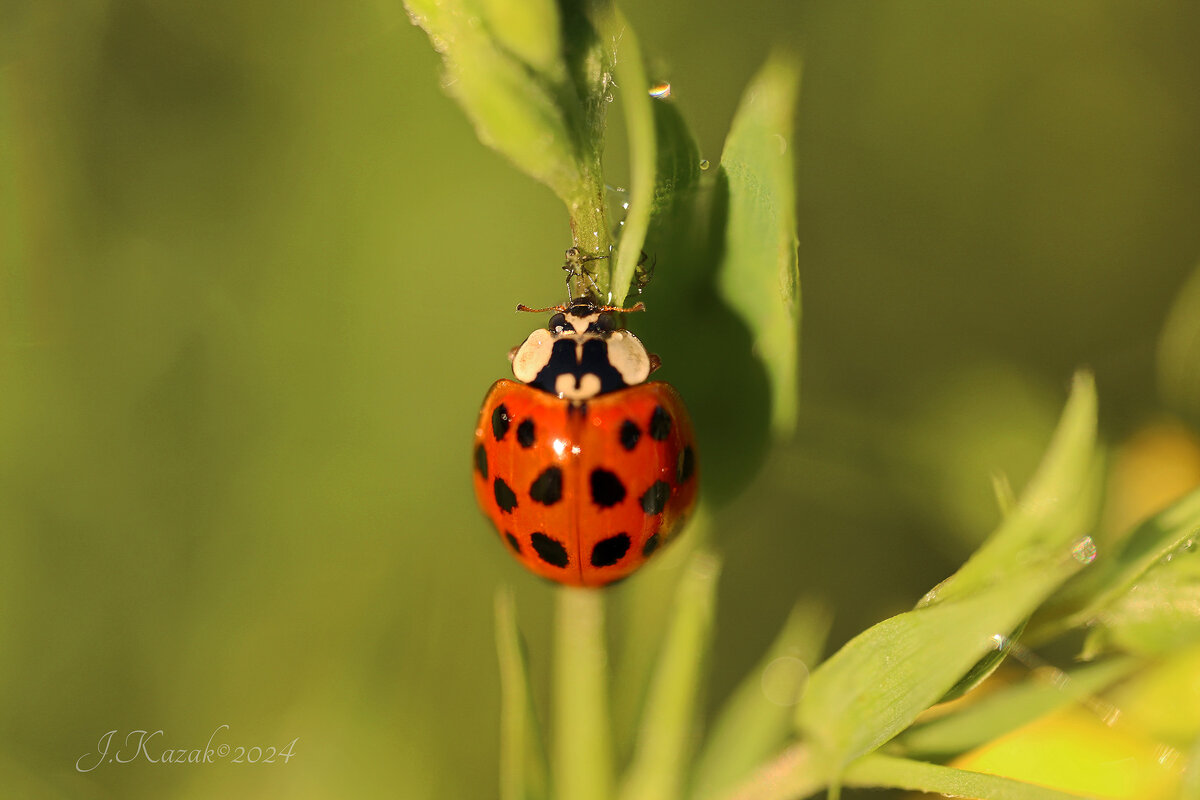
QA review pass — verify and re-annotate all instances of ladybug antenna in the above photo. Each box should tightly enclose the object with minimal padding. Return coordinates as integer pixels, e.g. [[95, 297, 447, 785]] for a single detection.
[[516, 301, 645, 314], [598, 302, 646, 313]]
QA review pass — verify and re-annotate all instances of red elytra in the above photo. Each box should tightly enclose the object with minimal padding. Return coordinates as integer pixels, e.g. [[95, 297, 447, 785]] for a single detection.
[[472, 298, 698, 587]]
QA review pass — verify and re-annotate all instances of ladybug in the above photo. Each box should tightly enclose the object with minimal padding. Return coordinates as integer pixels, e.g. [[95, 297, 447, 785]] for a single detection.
[[472, 296, 698, 587]]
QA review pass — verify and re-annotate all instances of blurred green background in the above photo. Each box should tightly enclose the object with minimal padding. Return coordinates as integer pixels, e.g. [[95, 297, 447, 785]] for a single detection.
[[3, 1, 1200, 797]]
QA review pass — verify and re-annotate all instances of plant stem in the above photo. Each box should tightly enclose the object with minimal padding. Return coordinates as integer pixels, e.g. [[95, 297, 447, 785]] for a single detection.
[[567, 175, 613, 301], [554, 586, 614, 800]]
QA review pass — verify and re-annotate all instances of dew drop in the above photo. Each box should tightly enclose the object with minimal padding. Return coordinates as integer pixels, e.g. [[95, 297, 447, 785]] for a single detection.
[[699, 159, 710, 170], [648, 81, 671, 99], [1071, 536, 1097, 565]]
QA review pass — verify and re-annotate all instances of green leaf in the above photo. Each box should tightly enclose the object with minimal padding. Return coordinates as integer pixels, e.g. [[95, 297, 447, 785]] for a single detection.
[[795, 558, 1084, 777], [935, 619, 1027, 705], [554, 587, 614, 800], [689, 601, 831, 800], [793, 373, 1100, 774], [1158, 262, 1200, 426], [922, 371, 1099, 605], [716, 54, 802, 436], [1031, 486, 1200, 644], [1082, 533, 1200, 657], [495, 590, 549, 800], [601, 7, 656, 307], [620, 552, 721, 800], [842, 753, 1091, 800], [478, 0, 564, 79], [404, 0, 586, 205], [613, 507, 706, 760], [895, 656, 1141, 758], [649, 101, 703, 221]]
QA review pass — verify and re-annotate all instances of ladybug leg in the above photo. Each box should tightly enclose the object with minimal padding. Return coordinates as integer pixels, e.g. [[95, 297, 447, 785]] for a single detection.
[[648, 353, 662, 374]]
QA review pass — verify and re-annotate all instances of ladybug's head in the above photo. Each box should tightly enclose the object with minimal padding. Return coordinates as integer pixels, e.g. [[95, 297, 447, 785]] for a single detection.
[[510, 298, 653, 402]]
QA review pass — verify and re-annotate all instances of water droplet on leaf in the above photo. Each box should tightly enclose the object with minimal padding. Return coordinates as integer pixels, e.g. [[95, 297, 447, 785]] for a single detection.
[[1072, 536, 1098, 565]]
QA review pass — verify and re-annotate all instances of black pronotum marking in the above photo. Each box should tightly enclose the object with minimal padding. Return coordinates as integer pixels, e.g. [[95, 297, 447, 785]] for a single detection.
[[492, 404, 511, 441], [590, 533, 631, 567], [590, 468, 627, 508], [528, 338, 628, 397], [474, 444, 488, 479], [504, 532, 521, 553], [493, 477, 518, 513], [619, 419, 641, 451], [529, 466, 564, 505], [517, 418, 536, 448], [642, 533, 660, 557], [677, 445, 695, 483], [640, 481, 670, 515], [649, 405, 673, 440], [531, 532, 569, 568]]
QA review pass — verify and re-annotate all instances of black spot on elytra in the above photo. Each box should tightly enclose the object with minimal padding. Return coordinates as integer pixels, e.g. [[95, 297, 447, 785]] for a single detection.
[[590, 468, 626, 507], [649, 405, 673, 441], [591, 533, 631, 567], [619, 419, 641, 451], [492, 404, 511, 441], [531, 532, 569, 568], [529, 466, 563, 505], [640, 481, 670, 515], [493, 477, 518, 513], [677, 445, 695, 483], [642, 533, 660, 557], [474, 444, 488, 479], [517, 418, 536, 448], [504, 532, 521, 553]]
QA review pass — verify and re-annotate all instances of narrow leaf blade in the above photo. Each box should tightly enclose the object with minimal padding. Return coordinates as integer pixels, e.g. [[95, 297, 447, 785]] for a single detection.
[[1032, 486, 1200, 643], [620, 552, 722, 800], [717, 54, 802, 436], [795, 559, 1082, 774], [605, 7, 656, 307], [690, 601, 831, 800], [930, 372, 1098, 605], [495, 590, 549, 800], [843, 753, 1091, 800], [896, 657, 1141, 758], [795, 374, 1100, 772]]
